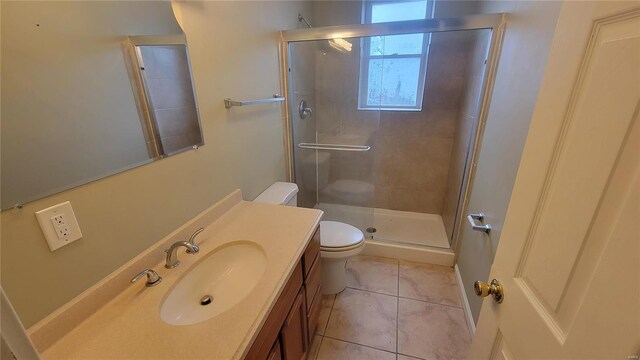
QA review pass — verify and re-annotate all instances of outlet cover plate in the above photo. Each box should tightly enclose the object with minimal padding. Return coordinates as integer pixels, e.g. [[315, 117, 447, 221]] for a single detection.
[[35, 201, 82, 251]]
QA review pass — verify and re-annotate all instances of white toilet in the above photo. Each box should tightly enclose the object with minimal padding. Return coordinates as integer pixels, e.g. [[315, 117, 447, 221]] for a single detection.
[[254, 182, 365, 294]]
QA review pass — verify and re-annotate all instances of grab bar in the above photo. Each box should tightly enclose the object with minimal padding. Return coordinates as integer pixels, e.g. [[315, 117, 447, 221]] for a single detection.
[[224, 94, 285, 109], [297, 143, 371, 152]]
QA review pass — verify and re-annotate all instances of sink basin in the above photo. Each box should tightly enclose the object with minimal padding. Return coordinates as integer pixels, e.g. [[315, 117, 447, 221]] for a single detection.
[[160, 241, 267, 326]]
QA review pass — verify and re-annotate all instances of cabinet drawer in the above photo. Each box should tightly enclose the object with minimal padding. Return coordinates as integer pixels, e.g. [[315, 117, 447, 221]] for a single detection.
[[303, 226, 320, 278], [304, 256, 321, 312], [307, 288, 322, 339]]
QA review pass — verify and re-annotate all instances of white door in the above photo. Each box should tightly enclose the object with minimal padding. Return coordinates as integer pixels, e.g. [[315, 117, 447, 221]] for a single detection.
[[470, 2, 640, 359]]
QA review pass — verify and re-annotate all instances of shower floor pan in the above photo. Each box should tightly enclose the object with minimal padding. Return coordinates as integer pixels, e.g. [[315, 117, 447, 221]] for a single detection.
[[316, 203, 455, 266]]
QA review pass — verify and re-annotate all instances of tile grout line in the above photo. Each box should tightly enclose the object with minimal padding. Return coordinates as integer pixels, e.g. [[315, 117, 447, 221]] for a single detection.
[[313, 335, 324, 360], [343, 286, 464, 310], [322, 294, 336, 335], [397, 295, 464, 310], [315, 283, 337, 359], [397, 350, 429, 360], [344, 286, 397, 299], [323, 335, 398, 356]]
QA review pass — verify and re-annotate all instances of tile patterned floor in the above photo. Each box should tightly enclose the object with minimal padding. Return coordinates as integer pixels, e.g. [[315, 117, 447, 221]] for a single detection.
[[308, 255, 471, 360]]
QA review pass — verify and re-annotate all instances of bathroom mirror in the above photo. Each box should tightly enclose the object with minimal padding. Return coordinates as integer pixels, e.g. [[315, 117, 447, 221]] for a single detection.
[[0, 1, 204, 210]]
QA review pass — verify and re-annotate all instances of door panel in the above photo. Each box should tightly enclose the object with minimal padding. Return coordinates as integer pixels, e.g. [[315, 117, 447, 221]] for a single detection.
[[489, 332, 516, 360], [520, 34, 640, 312], [471, 4, 640, 359]]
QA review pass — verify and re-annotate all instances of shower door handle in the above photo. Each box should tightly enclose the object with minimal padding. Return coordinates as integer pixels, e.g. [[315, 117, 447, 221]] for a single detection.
[[467, 212, 492, 233]]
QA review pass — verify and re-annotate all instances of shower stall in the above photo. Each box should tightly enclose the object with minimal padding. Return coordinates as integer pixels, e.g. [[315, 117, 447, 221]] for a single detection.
[[280, 13, 504, 263]]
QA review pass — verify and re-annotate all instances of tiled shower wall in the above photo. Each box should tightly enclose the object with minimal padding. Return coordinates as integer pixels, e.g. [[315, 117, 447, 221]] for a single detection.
[[310, 33, 474, 214], [375, 32, 474, 214]]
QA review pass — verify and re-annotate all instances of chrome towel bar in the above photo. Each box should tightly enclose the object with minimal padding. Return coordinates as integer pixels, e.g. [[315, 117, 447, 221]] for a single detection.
[[297, 143, 371, 152], [224, 94, 285, 108]]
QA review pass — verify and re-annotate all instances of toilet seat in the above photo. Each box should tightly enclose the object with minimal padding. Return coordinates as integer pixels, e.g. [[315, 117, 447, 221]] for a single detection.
[[319, 221, 364, 251]]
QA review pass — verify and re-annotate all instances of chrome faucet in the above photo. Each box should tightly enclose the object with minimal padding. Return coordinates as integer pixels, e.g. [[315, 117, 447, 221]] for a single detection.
[[164, 228, 204, 268], [131, 269, 162, 287], [185, 228, 204, 253], [165, 241, 199, 268]]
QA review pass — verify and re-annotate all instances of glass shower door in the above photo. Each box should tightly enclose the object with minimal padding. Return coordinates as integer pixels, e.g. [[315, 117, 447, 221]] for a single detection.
[[288, 38, 379, 233]]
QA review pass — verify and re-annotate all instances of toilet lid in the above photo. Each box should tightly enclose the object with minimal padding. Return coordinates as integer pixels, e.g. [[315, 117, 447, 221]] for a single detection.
[[320, 221, 364, 249]]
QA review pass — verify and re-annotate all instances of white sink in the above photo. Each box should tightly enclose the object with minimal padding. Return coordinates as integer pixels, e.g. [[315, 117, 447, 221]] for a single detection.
[[160, 241, 267, 326]]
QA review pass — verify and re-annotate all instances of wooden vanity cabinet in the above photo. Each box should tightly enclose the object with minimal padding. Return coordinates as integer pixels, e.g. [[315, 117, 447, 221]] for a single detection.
[[266, 340, 282, 360], [245, 226, 322, 360], [280, 289, 308, 360]]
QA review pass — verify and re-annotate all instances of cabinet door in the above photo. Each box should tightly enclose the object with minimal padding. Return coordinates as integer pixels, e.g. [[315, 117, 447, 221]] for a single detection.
[[280, 289, 308, 360], [306, 288, 321, 341], [266, 338, 282, 360]]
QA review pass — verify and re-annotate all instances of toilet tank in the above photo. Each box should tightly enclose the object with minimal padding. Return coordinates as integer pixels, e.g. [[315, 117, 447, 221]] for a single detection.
[[253, 182, 299, 206]]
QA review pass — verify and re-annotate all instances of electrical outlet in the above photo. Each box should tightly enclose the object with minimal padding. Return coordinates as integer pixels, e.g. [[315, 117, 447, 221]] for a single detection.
[[50, 214, 66, 227], [35, 201, 82, 251], [56, 225, 71, 239]]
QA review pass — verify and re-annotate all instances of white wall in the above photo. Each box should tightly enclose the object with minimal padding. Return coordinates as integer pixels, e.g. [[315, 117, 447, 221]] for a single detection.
[[455, 0, 562, 323], [0, 0, 311, 328]]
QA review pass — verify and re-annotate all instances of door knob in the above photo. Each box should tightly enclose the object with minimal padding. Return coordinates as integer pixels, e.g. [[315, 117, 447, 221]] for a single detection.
[[474, 279, 504, 303]]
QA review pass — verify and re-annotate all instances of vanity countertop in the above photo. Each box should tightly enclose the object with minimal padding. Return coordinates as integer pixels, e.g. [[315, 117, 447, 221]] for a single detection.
[[40, 197, 322, 359]]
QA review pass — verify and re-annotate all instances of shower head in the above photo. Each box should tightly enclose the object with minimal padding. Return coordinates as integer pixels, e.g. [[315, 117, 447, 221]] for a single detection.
[[297, 13, 352, 53], [298, 14, 312, 28]]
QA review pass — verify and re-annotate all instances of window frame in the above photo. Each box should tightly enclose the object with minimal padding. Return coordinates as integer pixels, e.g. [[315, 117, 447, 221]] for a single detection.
[[357, 0, 434, 112]]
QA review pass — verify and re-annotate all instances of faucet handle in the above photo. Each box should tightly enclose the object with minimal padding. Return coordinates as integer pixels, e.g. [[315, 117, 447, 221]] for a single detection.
[[186, 228, 204, 254], [131, 269, 162, 287]]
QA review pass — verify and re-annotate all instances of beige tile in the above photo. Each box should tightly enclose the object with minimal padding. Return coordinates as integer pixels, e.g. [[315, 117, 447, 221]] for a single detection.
[[316, 294, 336, 335], [384, 187, 421, 213], [399, 261, 461, 307], [415, 190, 446, 215], [398, 298, 471, 360], [346, 255, 399, 295], [397, 354, 422, 360], [374, 185, 392, 210], [424, 76, 464, 110], [413, 138, 454, 169], [427, 40, 471, 79], [407, 162, 449, 191], [423, 109, 458, 139], [325, 288, 397, 352], [317, 337, 396, 360], [308, 334, 323, 360]]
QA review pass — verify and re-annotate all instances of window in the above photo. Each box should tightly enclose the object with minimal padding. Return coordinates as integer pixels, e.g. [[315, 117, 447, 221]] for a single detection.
[[358, 0, 433, 111]]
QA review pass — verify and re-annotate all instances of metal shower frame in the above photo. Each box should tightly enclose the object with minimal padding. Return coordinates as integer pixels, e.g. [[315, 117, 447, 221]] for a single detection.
[[278, 13, 506, 252]]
